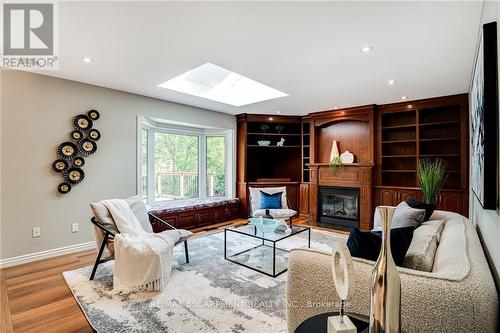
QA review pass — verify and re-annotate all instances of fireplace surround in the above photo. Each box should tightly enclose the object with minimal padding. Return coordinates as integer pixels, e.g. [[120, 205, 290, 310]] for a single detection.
[[319, 186, 360, 228]]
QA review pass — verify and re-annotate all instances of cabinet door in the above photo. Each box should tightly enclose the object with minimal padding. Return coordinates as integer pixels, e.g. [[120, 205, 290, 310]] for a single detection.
[[179, 212, 197, 229], [227, 203, 240, 219], [299, 183, 309, 214], [376, 188, 397, 206], [436, 192, 463, 215], [214, 208, 226, 223], [286, 185, 299, 211], [197, 209, 213, 227], [396, 189, 417, 203]]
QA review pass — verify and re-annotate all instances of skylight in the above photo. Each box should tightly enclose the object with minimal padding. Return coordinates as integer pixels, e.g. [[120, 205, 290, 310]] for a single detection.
[[158, 63, 288, 107]]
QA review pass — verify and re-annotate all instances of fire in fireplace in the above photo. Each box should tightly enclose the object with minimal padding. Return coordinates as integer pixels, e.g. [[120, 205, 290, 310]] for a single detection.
[[319, 186, 360, 229]]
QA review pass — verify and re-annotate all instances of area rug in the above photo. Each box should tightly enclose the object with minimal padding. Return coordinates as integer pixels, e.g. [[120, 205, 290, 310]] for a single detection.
[[63, 228, 345, 333]]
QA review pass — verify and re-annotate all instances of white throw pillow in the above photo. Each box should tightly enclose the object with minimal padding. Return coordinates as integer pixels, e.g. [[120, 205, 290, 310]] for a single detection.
[[403, 219, 444, 271], [372, 201, 426, 231]]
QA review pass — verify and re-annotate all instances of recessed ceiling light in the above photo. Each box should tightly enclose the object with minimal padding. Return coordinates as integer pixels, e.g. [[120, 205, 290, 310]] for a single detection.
[[387, 80, 396, 85], [401, 96, 408, 100], [361, 46, 373, 53], [82, 57, 93, 63], [333, 107, 339, 110], [276, 111, 281, 114], [158, 63, 288, 107]]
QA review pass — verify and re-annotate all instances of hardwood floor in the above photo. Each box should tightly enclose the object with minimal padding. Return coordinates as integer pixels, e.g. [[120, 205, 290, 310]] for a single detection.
[[0, 216, 341, 332]]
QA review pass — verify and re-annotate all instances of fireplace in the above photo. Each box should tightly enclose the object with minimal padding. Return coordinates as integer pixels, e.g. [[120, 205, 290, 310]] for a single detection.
[[318, 186, 360, 229]]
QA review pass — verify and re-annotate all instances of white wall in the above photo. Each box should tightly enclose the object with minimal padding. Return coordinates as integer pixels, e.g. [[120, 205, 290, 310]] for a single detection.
[[470, 1, 500, 288], [0, 70, 235, 260]]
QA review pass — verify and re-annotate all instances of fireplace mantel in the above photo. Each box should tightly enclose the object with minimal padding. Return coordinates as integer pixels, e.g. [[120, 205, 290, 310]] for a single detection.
[[307, 163, 373, 230], [306, 163, 375, 168]]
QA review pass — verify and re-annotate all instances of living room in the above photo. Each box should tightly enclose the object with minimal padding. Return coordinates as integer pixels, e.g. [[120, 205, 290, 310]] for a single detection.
[[0, 1, 499, 332]]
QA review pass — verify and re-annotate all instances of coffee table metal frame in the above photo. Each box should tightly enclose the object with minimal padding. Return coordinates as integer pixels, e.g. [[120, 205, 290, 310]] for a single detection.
[[224, 224, 311, 278]]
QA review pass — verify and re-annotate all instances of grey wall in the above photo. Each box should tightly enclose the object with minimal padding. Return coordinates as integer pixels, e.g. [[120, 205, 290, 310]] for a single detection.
[[470, 1, 500, 288], [0, 70, 236, 260]]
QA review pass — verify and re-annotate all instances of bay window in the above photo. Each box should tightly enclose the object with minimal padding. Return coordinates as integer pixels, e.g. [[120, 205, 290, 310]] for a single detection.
[[138, 117, 233, 205]]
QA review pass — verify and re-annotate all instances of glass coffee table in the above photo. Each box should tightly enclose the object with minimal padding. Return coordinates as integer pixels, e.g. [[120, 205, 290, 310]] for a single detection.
[[224, 223, 311, 277]]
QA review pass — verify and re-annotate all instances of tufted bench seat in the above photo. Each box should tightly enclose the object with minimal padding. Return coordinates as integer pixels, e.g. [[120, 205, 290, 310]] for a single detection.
[[148, 198, 240, 231]]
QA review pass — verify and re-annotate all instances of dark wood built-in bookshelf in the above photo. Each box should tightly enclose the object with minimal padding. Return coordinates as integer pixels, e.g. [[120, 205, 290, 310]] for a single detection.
[[236, 114, 302, 217], [236, 94, 470, 226], [375, 94, 469, 215]]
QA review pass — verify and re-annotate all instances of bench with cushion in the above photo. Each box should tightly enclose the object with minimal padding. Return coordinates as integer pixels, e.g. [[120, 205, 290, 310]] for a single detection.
[[148, 198, 240, 230]]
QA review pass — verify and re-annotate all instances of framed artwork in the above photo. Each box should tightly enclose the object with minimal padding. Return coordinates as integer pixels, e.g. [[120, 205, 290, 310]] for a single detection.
[[470, 21, 498, 210]]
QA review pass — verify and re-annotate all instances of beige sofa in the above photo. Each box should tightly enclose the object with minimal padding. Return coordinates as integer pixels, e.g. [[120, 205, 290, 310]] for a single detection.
[[287, 210, 498, 333]]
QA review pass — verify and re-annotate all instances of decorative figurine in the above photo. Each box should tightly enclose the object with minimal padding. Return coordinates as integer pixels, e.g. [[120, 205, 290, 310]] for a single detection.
[[328, 241, 357, 333], [277, 137, 285, 146]]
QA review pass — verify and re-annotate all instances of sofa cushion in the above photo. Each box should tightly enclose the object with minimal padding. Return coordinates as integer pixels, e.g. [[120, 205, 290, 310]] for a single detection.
[[403, 219, 444, 271], [259, 191, 283, 209], [372, 201, 425, 232], [405, 196, 435, 222], [253, 208, 297, 219]]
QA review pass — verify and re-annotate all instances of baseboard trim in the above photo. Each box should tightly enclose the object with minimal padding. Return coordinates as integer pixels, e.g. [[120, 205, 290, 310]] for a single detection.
[[0, 241, 96, 269]]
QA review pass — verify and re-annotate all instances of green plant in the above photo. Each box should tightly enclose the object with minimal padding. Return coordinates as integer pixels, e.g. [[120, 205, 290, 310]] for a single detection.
[[418, 158, 448, 204], [330, 156, 343, 171], [275, 124, 284, 133], [260, 124, 270, 133]]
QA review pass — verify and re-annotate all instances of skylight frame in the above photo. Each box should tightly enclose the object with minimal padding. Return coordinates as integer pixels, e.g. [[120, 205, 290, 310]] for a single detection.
[[158, 63, 288, 107]]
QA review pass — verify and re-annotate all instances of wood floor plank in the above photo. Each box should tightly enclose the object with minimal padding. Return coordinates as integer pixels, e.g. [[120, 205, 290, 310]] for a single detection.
[[1, 269, 14, 333], [1, 216, 325, 332]]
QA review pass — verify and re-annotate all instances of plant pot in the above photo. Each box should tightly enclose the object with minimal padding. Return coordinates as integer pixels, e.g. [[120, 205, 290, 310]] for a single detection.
[[422, 203, 435, 221]]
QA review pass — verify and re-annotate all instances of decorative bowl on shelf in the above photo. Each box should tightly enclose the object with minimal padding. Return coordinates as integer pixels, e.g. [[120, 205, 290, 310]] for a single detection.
[[249, 217, 282, 233], [257, 140, 271, 146]]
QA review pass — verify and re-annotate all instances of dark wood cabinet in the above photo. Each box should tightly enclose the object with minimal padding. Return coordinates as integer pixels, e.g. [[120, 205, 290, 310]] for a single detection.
[[149, 199, 240, 231], [375, 187, 468, 217], [377, 188, 417, 205]]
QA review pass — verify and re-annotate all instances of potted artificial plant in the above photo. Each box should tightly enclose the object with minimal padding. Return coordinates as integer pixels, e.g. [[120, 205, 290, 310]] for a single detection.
[[417, 158, 448, 208]]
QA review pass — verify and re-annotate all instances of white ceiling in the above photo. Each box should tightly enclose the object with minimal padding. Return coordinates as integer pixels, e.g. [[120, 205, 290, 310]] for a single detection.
[[39, 1, 482, 116]]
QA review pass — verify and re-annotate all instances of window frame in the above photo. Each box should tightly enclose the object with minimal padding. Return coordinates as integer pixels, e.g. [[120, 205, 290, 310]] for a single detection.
[[137, 116, 234, 206]]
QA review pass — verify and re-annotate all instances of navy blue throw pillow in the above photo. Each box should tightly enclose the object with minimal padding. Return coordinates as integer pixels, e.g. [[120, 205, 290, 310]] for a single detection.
[[259, 191, 283, 209], [346, 227, 414, 266]]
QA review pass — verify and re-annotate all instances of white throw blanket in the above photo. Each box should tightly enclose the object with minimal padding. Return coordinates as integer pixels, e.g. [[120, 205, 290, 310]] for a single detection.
[[102, 199, 177, 292]]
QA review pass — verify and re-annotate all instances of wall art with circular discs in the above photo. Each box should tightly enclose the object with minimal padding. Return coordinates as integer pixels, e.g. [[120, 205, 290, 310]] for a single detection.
[[52, 110, 101, 194]]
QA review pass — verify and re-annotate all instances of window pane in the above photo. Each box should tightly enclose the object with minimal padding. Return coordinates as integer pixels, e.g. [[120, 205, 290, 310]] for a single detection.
[[154, 132, 199, 200], [206, 136, 226, 197], [141, 128, 148, 201]]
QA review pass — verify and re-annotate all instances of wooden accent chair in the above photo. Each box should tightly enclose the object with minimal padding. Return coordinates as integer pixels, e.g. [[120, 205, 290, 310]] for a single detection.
[[89, 197, 191, 281]]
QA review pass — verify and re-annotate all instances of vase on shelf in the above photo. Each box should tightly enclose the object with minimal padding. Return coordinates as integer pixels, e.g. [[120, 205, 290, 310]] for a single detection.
[[369, 206, 401, 333], [329, 140, 340, 161]]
